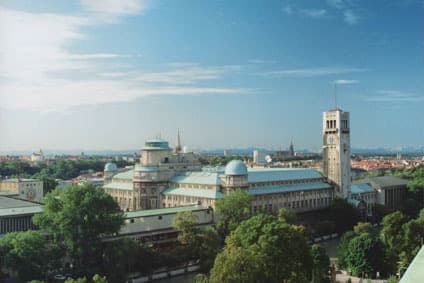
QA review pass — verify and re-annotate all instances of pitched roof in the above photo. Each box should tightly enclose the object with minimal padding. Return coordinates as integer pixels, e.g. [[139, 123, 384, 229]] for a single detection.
[[162, 187, 224, 199], [357, 175, 408, 187], [247, 168, 323, 183], [170, 171, 222, 185], [351, 183, 375, 194]]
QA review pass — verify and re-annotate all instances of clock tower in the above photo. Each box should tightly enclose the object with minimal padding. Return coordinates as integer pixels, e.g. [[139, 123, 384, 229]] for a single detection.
[[322, 109, 351, 198]]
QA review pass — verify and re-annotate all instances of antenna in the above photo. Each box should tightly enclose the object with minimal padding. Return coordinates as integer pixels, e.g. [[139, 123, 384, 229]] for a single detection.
[[334, 82, 338, 109]]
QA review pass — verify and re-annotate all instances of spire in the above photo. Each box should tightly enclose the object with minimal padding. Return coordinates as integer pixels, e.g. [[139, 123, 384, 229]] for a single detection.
[[175, 128, 182, 153], [289, 138, 294, 156]]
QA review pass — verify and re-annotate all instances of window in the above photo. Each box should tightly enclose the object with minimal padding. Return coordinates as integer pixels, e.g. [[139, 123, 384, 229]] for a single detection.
[[158, 216, 162, 220], [130, 219, 135, 223]]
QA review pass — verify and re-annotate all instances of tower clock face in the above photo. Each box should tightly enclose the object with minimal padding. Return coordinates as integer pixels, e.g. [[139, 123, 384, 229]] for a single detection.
[[327, 136, 335, 144]]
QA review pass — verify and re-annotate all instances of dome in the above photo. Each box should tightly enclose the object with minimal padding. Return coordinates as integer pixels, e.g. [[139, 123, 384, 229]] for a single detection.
[[225, 160, 248, 176], [104, 163, 118, 172]]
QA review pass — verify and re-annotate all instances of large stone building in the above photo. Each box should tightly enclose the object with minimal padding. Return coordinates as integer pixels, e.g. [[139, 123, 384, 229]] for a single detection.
[[104, 109, 408, 215], [104, 136, 333, 212]]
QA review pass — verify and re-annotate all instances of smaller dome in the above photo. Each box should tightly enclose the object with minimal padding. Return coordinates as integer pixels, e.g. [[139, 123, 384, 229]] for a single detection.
[[104, 163, 118, 172], [225, 160, 248, 176]]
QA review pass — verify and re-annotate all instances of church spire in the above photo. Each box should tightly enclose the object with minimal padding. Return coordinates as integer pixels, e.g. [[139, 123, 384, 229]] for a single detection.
[[175, 128, 182, 153]]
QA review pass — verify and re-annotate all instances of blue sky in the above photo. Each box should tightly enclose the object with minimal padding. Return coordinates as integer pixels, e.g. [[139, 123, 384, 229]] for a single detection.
[[0, 0, 422, 152]]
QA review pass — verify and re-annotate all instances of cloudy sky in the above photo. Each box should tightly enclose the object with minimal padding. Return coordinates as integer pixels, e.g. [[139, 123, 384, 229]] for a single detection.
[[0, 0, 422, 152]]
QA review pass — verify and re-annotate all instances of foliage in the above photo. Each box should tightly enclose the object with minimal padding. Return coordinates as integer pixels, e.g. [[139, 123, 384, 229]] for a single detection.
[[33, 184, 124, 277], [311, 244, 330, 283], [344, 233, 386, 277], [215, 189, 253, 235], [210, 214, 312, 283], [101, 238, 153, 283], [193, 273, 209, 283], [353, 222, 373, 235], [371, 204, 389, 224], [329, 198, 361, 233], [380, 211, 409, 256], [278, 207, 298, 224], [39, 175, 58, 194], [337, 231, 356, 270], [173, 212, 220, 272], [0, 159, 133, 180], [64, 274, 108, 283], [386, 275, 399, 283], [0, 231, 62, 282]]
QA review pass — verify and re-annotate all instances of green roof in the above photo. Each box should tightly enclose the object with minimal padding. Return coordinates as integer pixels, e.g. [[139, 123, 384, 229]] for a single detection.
[[249, 182, 331, 195], [113, 170, 134, 180], [247, 168, 323, 183], [134, 165, 159, 172], [162, 187, 224, 199], [351, 183, 374, 194], [104, 182, 133, 191], [124, 205, 205, 218], [400, 245, 424, 283], [170, 172, 222, 185]]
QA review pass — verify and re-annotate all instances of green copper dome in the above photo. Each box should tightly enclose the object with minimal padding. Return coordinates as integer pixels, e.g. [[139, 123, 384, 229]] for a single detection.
[[225, 160, 248, 176], [104, 162, 118, 172]]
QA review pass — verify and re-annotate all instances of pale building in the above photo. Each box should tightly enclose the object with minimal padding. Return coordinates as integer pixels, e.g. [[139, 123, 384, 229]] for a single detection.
[[0, 179, 44, 202], [253, 150, 267, 164], [31, 149, 45, 162], [0, 196, 42, 234], [322, 109, 351, 198]]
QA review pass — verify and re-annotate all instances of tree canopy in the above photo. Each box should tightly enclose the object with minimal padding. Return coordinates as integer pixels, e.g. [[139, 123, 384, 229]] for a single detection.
[[210, 214, 312, 283], [215, 189, 253, 235], [33, 184, 124, 277]]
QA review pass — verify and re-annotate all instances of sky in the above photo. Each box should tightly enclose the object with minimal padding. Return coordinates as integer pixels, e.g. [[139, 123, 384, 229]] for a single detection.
[[0, 0, 422, 152]]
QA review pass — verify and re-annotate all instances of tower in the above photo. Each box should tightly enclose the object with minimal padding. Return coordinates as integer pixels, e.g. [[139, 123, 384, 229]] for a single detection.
[[289, 139, 294, 156], [175, 129, 182, 153], [322, 109, 351, 198]]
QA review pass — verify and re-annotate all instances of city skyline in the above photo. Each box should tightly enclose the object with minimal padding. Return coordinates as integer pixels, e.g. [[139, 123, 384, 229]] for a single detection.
[[0, 0, 423, 151]]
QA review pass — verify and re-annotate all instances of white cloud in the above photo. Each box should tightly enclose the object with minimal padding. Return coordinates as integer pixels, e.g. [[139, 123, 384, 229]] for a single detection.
[[343, 10, 358, 25], [0, 6, 248, 113], [365, 90, 424, 102], [334, 79, 359, 84], [283, 5, 293, 14], [80, 0, 149, 16], [261, 67, 368, 77], [301, 9, 327, 18]]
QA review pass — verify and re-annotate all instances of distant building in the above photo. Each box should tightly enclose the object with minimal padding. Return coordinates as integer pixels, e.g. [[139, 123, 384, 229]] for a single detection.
[[223, 149, 230, 157], [31, 149, 45, 163], [0, 178, 44, 202], [0, 196, 42, 234], [289, 140, 295, 156], [253, 150, 267, 164]]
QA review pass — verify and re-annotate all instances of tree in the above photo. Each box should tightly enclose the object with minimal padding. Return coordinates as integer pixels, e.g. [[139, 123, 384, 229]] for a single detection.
[[39, 175, 58, 195], [210, 214, 312, 283], [209, 246, 264, 283], [337, 231, 356, 270], [0, 231, 62, 282], [329, 198, 361, 233], [371, 204, 389, 224], [193, 273, 209, 283], [311, 244, 330, 283], [278, 207, 298, 224], [101, 238, 153, 283], [354, 222, 374, 235], [344, 233, 385, 277], [380, 211, 408, 257], [215, 189, 253, 235], [33, 184, 124, 277], [173, 212, 220, 271], [174, 211, 198, 246]]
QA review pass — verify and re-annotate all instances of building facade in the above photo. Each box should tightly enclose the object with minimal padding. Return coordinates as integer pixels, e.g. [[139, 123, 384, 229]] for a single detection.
[[322, 109, 351, 198], [0, 196, 42, 234], [104, 137, 333, 213], [0, 178, 44, 202]]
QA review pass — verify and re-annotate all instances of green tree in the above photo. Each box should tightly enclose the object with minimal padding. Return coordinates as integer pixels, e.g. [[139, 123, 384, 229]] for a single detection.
[[215, 189, 253, 235], [196, 227, 221, 272], [174, 211, 198, 246], [344, 233, 385, 277], [311, 244, 330, 283], [278, 207, 298, 224], [353, 222, 374, 235], [329, 198, 361, 233], [33, 184, 124, 277], [0, 231, 62, 282], [337, 231, 356, 270], [39, 175, 58, 195], [380, 211, 409, 257], [209, 246, 264, 283], [210, 214, 312, 283], [193, 273, 209, 283]]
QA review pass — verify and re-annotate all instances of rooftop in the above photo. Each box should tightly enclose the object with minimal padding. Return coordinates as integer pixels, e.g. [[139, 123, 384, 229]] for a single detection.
[[351, 183, 375, 194], [357, 175, 408, 187], [0, 196, 43, 217], [124, 204, 206, 218], [247, 168, 323, 183], [162, 187, 224, 199]]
